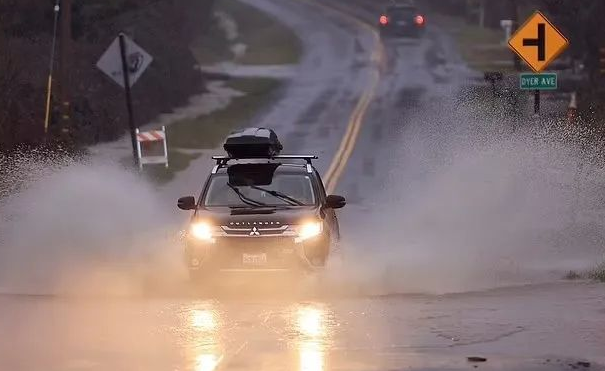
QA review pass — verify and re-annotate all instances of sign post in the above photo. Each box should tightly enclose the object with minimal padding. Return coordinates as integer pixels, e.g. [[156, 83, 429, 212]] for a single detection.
[[484, 71, 503, 111], [508, 11, 569, 115], [118, 33, 138, 166], [96, 33, 153, 166], [519, 72, 558, 114]]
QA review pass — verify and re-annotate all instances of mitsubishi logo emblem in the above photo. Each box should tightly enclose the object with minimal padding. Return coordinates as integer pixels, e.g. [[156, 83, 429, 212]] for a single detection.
[[249, 227, 260, 236]]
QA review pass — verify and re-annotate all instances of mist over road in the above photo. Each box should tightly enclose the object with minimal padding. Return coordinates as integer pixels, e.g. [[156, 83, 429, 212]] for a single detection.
[[1, 0, 605, 370]]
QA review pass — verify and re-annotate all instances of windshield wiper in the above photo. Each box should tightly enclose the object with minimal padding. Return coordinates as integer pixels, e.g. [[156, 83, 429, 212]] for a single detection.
[[226, 183, 268, 208], [248, 185, 306, 206]]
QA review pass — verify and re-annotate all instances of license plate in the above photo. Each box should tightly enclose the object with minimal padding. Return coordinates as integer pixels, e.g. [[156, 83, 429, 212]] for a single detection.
[[242, 253, 267, 265], [397, 21, 408, 25]]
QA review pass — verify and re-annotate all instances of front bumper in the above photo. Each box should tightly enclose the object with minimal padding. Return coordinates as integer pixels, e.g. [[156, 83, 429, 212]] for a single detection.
[[184, 234, 329, 273]]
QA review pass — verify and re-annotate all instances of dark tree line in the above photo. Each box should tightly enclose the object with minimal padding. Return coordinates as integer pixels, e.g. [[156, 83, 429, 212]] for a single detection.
[[0, 0, 217, 152], [540, 0, 605, 80]]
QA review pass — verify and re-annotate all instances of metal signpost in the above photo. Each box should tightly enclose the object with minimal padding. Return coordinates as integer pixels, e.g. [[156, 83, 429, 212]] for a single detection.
[[96, 33, 153, 166], [508, 11, 569, 114], [520, 72, 558, 113], [484, 71, 503, 110]]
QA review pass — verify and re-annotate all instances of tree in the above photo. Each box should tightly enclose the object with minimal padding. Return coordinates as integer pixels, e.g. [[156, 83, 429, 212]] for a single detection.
[[541, 0, 605, 80]]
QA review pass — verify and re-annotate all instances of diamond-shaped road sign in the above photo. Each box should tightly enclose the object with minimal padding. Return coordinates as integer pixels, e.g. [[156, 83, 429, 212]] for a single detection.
[[508, 11, 569, 73], [96, 35, 153, 88]]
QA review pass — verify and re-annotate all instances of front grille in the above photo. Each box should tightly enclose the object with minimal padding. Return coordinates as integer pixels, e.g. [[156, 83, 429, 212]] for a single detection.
[[220, 224, 293, 237]]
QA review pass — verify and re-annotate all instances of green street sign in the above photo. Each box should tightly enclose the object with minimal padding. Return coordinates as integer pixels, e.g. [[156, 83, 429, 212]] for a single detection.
[[520, 73, 558, 90]]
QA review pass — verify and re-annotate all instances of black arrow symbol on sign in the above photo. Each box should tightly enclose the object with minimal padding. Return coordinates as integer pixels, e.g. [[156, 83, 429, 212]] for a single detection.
[[523, 23, 546, 61]]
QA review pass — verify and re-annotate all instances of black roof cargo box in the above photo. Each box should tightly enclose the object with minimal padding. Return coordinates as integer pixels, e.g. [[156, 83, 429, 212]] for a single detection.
[[223, 127, 283, 158]]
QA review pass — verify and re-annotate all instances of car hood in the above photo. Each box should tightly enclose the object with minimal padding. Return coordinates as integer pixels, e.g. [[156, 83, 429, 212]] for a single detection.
[[194, 206, 321, 226]]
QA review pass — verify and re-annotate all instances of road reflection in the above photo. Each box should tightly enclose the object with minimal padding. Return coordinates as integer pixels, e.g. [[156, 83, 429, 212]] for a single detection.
[[187, 306, 223, 371], [195, 353, 223, 371], [182, 301, 334, 371], [296, 304, 331, 371], [192, 309, 218, 332]]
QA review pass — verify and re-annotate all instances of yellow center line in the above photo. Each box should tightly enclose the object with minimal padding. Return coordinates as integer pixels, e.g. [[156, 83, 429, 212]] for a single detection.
[[325, 71, 379, 194], [322, 89, 366, 185], [298, 0, 384, 194]]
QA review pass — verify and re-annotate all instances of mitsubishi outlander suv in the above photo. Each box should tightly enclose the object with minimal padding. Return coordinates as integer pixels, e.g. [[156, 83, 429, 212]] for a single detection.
[[177, 128, 346, 282]]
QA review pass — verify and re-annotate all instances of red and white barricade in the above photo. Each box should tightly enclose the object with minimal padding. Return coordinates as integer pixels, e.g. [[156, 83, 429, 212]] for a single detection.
[[136, 126, 169, 169]]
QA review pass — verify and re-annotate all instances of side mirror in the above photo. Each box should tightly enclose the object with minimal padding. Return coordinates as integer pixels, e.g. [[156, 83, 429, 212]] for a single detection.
[[325, 195, 346, 209], [177, 196, 196, 210]]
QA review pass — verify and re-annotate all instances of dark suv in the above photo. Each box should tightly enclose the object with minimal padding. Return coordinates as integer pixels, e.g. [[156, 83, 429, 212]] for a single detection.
[[379, 3, 426, 38], [177, 128, 346, 282]]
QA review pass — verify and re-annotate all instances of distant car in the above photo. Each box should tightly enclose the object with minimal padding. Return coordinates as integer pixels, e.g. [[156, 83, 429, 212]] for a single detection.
[[379, 4, 426, 39], [177, 128, 346, 283]]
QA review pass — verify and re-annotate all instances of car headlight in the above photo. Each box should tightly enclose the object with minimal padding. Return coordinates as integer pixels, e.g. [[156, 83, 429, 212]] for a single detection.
[[295, 221, 323, 243], [189, 222, 216, 243]]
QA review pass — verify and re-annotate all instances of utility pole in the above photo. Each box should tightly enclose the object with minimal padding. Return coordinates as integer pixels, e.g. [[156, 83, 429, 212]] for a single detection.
[[43, 0, 61, 138], [59, 0, 72, 139]]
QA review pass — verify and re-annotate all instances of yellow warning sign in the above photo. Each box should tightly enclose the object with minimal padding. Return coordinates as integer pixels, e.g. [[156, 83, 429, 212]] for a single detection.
[[508, 11, 569, 73]]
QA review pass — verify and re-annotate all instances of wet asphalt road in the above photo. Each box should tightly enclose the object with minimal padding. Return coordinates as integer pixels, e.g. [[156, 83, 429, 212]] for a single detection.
[[1, 282, 604, 370], [2, 0, 605, 370]]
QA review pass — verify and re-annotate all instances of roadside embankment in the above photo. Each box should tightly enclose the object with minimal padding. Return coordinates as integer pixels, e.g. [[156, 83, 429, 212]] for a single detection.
[[130, 0, 303, 182]]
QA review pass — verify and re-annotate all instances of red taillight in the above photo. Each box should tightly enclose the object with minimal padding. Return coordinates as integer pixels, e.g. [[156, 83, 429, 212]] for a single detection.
[[414, 14, 425, 26], [379, 15, 388, 25]]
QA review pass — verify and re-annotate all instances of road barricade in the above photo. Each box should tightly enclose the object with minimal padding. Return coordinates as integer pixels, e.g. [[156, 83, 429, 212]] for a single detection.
[[136, 126, 168, 169]]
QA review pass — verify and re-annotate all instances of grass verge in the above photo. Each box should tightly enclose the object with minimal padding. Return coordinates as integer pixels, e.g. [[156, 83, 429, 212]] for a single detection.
[[191, 0, 302, 65], [588, 263, 605, 282], [141, 77, 282, 183], [190, 16, 232, 65], [139, 0, 300, 183], [563, 263, 605, 282], [431, 14, 514, 72]]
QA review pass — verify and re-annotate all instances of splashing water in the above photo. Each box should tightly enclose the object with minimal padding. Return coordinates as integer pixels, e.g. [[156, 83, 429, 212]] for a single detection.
[[2, 92, 605, 299], [329, 93, 605, 296], [0, 152, 186, 297]]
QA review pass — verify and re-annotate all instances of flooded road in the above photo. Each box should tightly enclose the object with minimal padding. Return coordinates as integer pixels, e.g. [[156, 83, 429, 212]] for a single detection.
[[1, 0, 605, 370], [1, 282, 604, 370]]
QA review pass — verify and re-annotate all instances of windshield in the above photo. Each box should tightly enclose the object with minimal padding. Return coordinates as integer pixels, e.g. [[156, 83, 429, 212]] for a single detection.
[[204, 173, 316, 207]]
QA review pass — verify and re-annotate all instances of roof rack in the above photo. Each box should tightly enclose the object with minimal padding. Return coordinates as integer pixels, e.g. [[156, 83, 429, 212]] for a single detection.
[[211, 155, 318, 174]]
